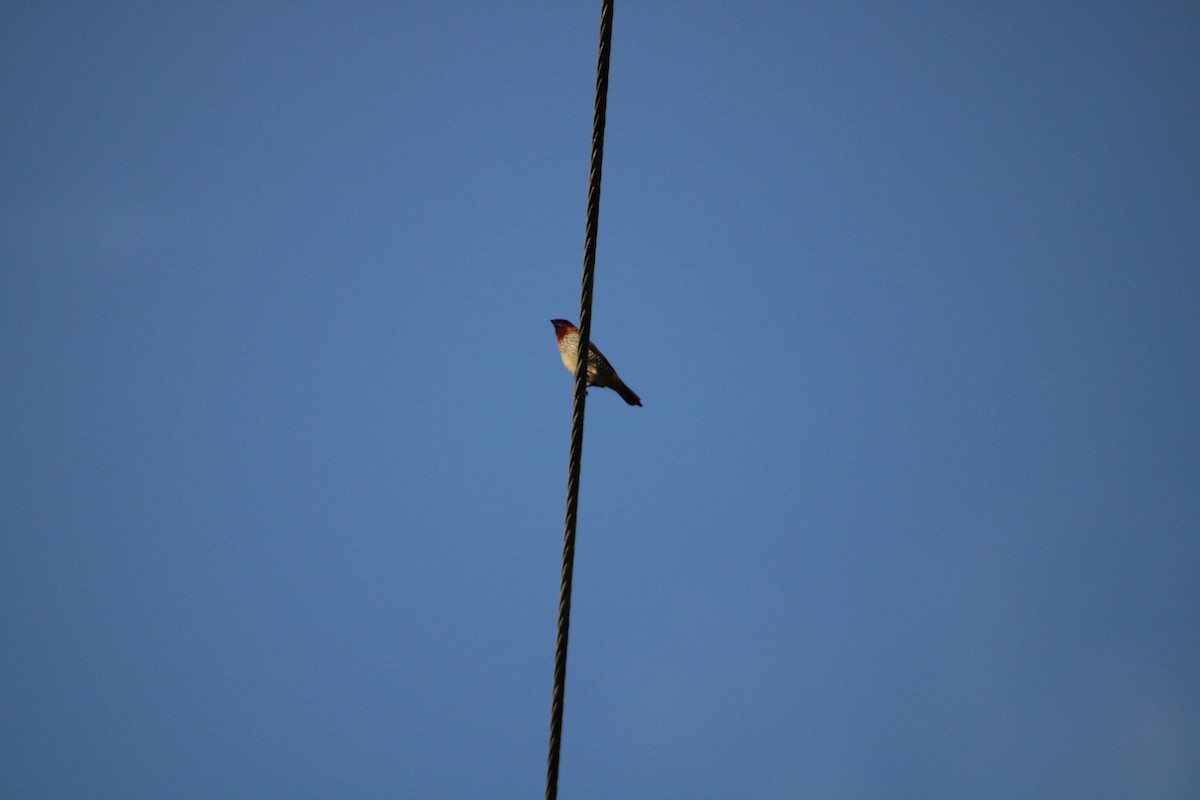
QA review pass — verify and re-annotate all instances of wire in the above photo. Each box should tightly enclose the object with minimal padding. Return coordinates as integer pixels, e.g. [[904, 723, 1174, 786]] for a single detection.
[[546, 2, 614, 798]]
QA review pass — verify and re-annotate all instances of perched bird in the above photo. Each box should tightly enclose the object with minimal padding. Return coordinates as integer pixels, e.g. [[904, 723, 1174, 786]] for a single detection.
[[550, 318, 642, 406]]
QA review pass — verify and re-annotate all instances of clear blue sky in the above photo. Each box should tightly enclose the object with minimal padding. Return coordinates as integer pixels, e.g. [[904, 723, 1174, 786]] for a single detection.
[[3, 3, 1198, 797]]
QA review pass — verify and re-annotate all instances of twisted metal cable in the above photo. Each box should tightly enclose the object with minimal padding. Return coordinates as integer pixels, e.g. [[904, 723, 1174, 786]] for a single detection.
[[546, 2, 614, 798]]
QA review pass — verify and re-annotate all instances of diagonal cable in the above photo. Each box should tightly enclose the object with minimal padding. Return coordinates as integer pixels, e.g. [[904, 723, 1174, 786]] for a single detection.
[[546, 2, 614, 798]]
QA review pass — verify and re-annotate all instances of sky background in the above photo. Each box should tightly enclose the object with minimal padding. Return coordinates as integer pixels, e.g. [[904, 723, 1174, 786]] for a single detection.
[[2, 2, 1198, 797]]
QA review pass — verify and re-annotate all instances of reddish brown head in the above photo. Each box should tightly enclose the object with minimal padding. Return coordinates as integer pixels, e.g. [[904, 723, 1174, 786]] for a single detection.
[[550, 318, 578, 343]]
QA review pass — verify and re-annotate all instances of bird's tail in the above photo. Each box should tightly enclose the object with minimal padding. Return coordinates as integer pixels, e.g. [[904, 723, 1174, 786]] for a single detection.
[[612, 378, 642, 407]]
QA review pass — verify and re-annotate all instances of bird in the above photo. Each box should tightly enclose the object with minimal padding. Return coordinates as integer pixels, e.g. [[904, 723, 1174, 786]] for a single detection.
[[550, 319, 642, 406]]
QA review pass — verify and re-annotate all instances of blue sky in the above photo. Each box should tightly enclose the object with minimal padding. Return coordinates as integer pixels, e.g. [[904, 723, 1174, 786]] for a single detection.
[[2, 3, 1198, 797]]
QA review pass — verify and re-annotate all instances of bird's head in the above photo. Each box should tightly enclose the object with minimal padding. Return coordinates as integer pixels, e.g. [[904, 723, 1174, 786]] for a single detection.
[[550, 319, 578, 341]]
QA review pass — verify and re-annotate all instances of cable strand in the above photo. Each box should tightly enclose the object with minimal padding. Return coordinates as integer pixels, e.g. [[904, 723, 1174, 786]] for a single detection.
[[546, 2, 614, 798]]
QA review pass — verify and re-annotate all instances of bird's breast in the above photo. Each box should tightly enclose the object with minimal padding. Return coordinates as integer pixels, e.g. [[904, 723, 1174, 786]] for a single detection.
[[557, 334, 580, 373]]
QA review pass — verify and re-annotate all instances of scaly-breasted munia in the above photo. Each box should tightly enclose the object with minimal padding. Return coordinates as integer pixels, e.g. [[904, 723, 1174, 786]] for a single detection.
[[550, 319, 642, 406]]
